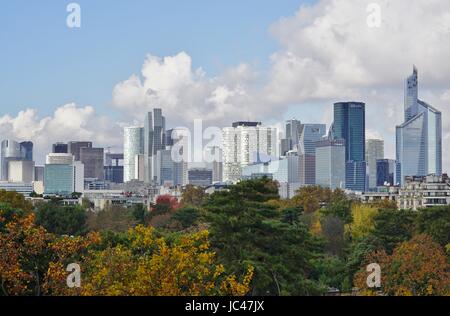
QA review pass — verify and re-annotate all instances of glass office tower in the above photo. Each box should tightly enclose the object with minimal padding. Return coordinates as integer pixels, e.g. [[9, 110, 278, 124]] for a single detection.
[[331, 102, 366, 191], [124, 126, 144, 182], [396, 67, 442, 185]]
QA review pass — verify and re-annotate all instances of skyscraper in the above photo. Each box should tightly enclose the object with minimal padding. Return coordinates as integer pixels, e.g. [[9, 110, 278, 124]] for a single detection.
[[298, 124, 326, 185], [124, 126, 144, 182], [80, 147, 104, 180], [366, 139, 384, 190], [376, 159, 396, 187], [20, 141, 33, 161], [315, 139, 346, 190], [144, 109, 166, 182], [104, 153, 124, 184], [222, 122, 277, 182], [1, 140, 23, 181], [280, 119, 302, 155], [68, 141, 93, 161], [396, 67, 442, 185], [331, 102, 366, 191]]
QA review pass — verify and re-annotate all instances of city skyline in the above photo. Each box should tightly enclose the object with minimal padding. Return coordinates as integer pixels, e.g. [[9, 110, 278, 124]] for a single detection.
[[1, 1, 449, 171]]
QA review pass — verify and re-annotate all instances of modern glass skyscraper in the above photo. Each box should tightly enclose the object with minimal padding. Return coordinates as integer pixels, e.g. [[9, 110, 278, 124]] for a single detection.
[[124, 126, 144, 182], [144, 109, 166, 183], [1, 140, 23, 181], [315, 139, 346, 190], [366, 139, 384, 190], [20, 141, 33, 161], [376, 159, 396, 187], [331, 102, 366, 191], [298, 124, 326, 185], [396, 67, 442, 185]]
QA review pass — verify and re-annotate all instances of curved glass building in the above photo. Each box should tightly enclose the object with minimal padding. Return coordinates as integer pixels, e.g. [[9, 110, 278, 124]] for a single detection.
[[396, 67, 442, 185]]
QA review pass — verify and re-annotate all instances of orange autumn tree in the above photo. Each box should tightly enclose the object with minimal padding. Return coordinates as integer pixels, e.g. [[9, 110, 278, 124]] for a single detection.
[[79, 226, 254, 296], [1, 212, 253, 296], [0, 212, 99, 296], [354, 234, 450, 296]]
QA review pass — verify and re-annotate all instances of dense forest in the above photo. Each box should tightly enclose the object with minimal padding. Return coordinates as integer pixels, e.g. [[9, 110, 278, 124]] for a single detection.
[[0, 178, 449, 296]]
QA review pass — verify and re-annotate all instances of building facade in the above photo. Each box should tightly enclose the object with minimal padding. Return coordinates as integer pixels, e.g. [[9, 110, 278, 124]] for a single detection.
[[80, 147, 104, 180], [222, 122, 277, 182], [315, 139, 346, 190], [331, 102, 366, 191], [68, 141, 93, 161], [396, 67, 442, 185], [366, 139, 384, 190], [397, 174, 450, 211], [124, 126, 144, 182]]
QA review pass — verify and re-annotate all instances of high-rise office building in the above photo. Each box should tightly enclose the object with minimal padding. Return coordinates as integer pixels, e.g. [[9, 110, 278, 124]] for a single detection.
[[396, 67, 442, 185], [315, 139, 346, 190], [144, 109, 166, 183], [8, 160, 35, 183], [205, 146, 223, 183], [331, 102, 366, 191], [44, 161, 84, 195], [52, 142, 68, 154], [104, 153, 124, 184], [154, 149, 175, 186], [80, 147, 104, 180], [222, 122, 277, 182], [20, 142, 33, 161], [280, 119, 302, 155], [298, 124, 326, 185], [68, 141, 93, 161], [124, 126, 144, 182], [366, 139, 384, 190], [376, 159, 396, 187], [1, 140, 23, 181]]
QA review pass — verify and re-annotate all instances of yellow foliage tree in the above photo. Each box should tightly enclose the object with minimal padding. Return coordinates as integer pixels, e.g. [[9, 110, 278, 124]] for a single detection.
[[345, 204, 379, 240]]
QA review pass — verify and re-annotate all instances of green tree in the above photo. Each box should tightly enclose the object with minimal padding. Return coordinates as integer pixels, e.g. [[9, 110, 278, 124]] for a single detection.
[[35, 203, 87, 236], [415, 206, 450, 246], [0, 190, 33, 212], [172, 207, 200, 229], [372, 209, 416, 254], [204, 178, 323, 296], [87, 205, 136, 233]]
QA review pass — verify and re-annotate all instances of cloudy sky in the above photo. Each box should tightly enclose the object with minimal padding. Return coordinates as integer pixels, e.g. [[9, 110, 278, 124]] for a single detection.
[[1, 0, 450, 168]]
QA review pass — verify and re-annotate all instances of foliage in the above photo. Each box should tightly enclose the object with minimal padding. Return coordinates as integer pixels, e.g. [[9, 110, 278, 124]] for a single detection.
[[371, 209, 416, 254], [181, 185, 206, 207], [415, 206, 450, 246], [0, 190, 33, 212], [87, 205, 136, 233], [320, 215, 346, 257], [345, 204, 379, 240], [35, 203, 87, 236], [0, 212, 99, 296], [172, 207, 200, 229], [354, 235, 450, 296], [76, 227, 253, 296], [204, 178, 323, 296], [0, 212, 252, 296]]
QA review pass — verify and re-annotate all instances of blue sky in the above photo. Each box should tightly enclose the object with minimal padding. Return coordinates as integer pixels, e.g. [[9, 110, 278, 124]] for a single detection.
[[0, 0, 312, 118]]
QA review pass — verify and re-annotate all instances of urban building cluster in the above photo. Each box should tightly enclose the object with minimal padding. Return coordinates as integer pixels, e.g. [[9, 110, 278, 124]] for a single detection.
[[0, 68, 445, 211]]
